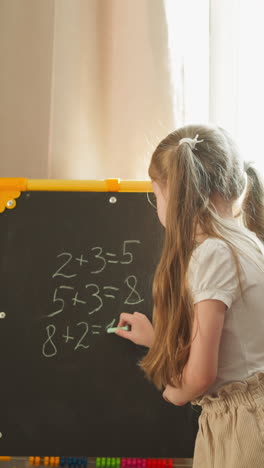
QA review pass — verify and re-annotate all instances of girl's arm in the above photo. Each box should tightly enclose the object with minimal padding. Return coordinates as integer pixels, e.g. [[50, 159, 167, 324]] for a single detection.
[[163, 298, 226, 405]]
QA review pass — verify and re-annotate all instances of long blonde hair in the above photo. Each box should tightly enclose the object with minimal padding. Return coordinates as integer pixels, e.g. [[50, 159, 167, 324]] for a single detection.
[[140, 124, 264, 390]]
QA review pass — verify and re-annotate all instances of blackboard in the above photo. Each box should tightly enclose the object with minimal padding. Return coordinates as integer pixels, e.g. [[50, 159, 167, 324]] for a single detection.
[[0, 191, 200, 456]]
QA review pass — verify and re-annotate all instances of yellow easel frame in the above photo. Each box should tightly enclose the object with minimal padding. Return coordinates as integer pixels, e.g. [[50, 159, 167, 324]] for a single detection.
[[0, 178, 152, 213]]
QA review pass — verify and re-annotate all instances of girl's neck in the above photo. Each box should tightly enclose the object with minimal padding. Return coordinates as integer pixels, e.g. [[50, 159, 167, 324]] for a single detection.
[[195, 194, 237, 243], [211, 193, 234, 218]]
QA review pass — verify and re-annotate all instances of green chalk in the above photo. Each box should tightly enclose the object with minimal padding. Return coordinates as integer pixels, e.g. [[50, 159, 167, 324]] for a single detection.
[[107, 325, 129, 333]]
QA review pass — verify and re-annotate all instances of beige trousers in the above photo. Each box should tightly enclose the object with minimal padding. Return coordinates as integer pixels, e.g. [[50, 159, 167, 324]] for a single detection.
[[190, 371, 264, 468]]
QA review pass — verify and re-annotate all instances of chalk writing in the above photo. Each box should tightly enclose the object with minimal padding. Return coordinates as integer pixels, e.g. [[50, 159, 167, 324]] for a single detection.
[[75, 255, 88, 266], [42, 240, 144, 358], [74, 322, 90, 350], [52, 253, 77, 279], [120, 240, 140, 264], [90, 247, 107, 274], [42, 325, 57, 358], [47, 285, 74, 318], [62, 326, 74, 343], [124, 276, 144, 305]]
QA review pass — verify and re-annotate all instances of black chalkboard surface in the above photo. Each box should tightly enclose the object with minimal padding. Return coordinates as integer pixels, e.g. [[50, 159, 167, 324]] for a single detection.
[[0, 191, 200, 456]]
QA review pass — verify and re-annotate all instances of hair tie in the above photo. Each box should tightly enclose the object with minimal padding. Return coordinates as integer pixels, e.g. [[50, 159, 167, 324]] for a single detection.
[[179, 134, 204, 151]]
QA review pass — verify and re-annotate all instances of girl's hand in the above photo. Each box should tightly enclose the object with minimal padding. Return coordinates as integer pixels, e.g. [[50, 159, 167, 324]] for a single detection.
[[115, 312, 154, 348]]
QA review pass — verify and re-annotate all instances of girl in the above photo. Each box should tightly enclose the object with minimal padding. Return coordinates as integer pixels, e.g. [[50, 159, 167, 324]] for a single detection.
[[115, 124, 264, 467]]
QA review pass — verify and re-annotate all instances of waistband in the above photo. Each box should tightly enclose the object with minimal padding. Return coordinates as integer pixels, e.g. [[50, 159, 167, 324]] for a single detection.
[[191, 371, 264, 413]]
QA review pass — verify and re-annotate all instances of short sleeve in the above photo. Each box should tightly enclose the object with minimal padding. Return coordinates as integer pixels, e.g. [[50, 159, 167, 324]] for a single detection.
[[188, 239, 240, 309]]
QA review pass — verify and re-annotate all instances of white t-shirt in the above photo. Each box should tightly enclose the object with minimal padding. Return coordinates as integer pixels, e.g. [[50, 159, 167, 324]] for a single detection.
[[188, 231, 264, 396]]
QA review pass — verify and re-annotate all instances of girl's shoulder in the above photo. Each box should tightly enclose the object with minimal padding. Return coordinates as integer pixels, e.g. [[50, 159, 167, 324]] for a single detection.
[[190, 231, 264, 280], [189, 237, 237, 282], [189, 237, 239, 306], [193, 236, 230, 258]]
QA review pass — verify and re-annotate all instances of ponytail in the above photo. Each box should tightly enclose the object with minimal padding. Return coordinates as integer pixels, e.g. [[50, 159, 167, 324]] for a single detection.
[[242, 162, 264, 243], [142, 141, 210, 389]]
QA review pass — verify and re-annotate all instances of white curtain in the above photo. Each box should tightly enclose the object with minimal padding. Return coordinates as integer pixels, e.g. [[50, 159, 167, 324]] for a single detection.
[[49, 0, 209, 180], [0, 0, 210, 180], [49, 0, 264, 178], [5, 0, 263, 180], [210, 0, 264, 174]]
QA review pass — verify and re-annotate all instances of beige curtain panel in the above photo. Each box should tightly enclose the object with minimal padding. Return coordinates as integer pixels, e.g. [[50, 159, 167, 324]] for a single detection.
[[0, 0, 209, 180]]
